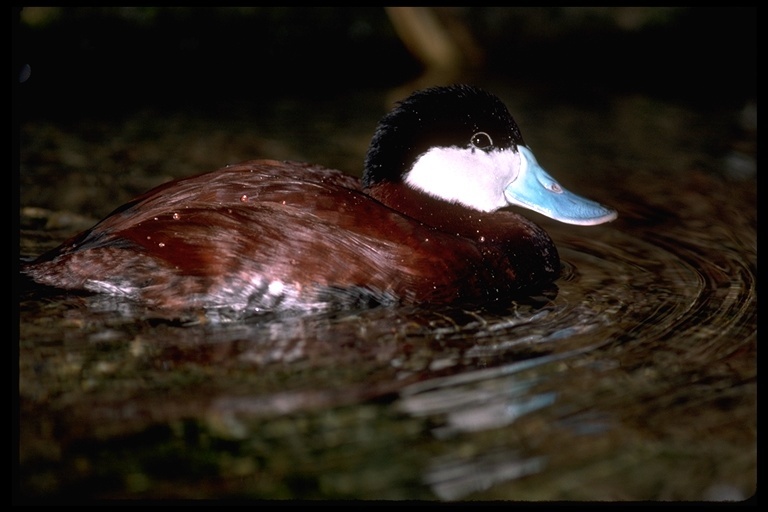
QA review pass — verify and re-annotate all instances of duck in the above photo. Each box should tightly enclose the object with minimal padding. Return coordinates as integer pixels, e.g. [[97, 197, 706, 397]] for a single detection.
[[22, 85, 616, 314]]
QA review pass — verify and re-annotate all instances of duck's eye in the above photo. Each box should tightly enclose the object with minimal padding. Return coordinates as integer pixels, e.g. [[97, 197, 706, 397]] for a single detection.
[[470, 131, 493, 150]]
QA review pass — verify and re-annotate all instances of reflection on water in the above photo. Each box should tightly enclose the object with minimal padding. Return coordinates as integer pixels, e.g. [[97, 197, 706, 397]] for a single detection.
[[17, 84, 756, 501]]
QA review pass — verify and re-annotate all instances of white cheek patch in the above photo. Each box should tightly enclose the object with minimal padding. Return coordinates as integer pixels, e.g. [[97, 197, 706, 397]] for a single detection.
[[404, 147, 522, 212]]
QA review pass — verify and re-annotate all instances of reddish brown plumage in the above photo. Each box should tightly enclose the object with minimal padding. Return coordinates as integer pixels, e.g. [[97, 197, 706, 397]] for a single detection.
[[23, 159, 559, 312]]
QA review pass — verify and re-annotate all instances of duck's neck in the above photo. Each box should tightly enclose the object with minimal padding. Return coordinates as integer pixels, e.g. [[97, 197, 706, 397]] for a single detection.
[[364, 180, 556, 249], [365, 181, 492, 237]]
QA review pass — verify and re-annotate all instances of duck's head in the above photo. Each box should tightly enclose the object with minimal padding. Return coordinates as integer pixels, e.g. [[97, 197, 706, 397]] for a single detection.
[[363, 84, 617, 225]]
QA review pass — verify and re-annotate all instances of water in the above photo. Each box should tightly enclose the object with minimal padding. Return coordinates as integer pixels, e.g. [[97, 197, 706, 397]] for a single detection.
[[17, 83, 756, 501]]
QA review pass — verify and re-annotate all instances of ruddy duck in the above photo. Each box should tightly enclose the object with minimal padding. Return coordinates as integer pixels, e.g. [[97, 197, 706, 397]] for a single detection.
[[23, 85, 616, 314]]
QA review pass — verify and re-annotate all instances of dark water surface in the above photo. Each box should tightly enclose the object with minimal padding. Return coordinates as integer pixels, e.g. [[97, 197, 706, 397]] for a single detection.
[[17, 83, 756, 501]]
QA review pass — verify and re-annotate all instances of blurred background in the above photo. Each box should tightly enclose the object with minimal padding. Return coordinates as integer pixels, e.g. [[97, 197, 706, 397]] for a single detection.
[[14, 7, 755, 116]]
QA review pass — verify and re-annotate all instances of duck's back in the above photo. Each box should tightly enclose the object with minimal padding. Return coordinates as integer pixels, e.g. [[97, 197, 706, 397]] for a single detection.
[[24, 160, 521, 312]]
